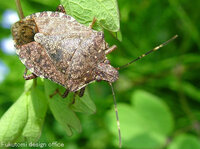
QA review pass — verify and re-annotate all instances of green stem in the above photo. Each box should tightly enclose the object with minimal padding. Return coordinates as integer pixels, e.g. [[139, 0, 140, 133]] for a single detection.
[[15, 0, 24, 20]]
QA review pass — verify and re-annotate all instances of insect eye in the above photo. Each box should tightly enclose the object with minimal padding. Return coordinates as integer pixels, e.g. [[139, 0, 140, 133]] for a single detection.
[[98, 32, 104, 38]]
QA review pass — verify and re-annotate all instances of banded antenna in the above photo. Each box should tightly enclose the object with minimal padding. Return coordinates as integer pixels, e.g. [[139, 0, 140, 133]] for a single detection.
[[110, 35, 178, 148], [117, 35, 178, 70], [109, 82, 122, 148]]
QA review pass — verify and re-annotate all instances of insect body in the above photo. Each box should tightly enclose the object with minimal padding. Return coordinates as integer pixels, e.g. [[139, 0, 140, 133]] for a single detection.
[[12, 11, 118, 92], [11, 7, 177, 148]]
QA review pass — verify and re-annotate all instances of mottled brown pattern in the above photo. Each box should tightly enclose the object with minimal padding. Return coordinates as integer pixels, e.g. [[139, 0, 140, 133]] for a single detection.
[[12, 11, 119, 92], [30, 11, 92, 36], [16, 42, 66, 87]]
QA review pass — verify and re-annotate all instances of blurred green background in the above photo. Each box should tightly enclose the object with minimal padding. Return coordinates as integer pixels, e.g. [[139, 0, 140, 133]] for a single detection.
[[0, 0, 200, 148]]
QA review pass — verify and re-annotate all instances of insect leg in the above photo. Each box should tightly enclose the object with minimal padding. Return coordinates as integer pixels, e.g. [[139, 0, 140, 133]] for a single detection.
[[56, 5, 66, 14], [62, 89, 70, 98], [49, 88, 70, 98], [89, 17, 97, 29], [69, 92, 78, 105], [78, 87, 85, 97], [72, 93, 77, 104], [49, 88, 61, 98], [23, 68, 37, 80], [105, 45, 117, 55], [24, 73, 37, 80]]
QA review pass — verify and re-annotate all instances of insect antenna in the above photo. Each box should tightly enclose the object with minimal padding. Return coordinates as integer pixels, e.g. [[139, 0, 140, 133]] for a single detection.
[[109, 82, 122, 148], [116, 35, 178, 70]]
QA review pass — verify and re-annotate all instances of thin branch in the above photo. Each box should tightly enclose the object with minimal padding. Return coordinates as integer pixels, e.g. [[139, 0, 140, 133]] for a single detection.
[[15, 0, 24, 20]]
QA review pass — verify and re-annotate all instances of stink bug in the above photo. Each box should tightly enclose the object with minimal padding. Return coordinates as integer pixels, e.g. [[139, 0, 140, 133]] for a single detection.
[[11, 4, 177, 148]]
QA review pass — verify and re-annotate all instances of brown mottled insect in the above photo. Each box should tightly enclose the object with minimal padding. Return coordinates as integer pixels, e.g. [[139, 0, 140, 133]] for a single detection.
[[12, 9, 118, 95], [11, 5, 177, 148]]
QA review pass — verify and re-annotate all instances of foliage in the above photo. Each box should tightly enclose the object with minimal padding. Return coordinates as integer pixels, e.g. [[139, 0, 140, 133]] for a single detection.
[[60, 0, 120, 32], [106, 90, 174, 148], [0, 0, 200, 148]]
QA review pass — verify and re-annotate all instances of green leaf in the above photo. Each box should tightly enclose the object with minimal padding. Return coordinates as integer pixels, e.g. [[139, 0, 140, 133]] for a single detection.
[[24, 80, 33, 92], [60, 0, 120, 32], [70, 89, 96, 115], [110, 30, 123, 41], [21, 81, 48, 142], [30, 0, 59, 7], [106, 90, 174, 148], [0, 80, 48, 143], [132, 90, 174, 136], [168, 134, 200, 149], [0, 92, 28, 143], [44, 79, 81, 136]]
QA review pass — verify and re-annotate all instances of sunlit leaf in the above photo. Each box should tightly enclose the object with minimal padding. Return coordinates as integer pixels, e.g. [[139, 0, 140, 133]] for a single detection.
[[60, 0, 120, 32], [110, 30, 123, 41], [0, 92, 28, 143], [168, 134, 200, 149], [132, 90, 174, 136], [21, 81, 47, 142], [71, 89, 96, 115], [44, 79, 81, 136], [0, 80, 48, 143], [106, 90, 174, 148]]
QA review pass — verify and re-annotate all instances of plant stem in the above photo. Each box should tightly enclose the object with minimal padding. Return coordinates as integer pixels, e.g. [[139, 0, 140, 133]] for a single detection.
[[15, 0, 24, 20]]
